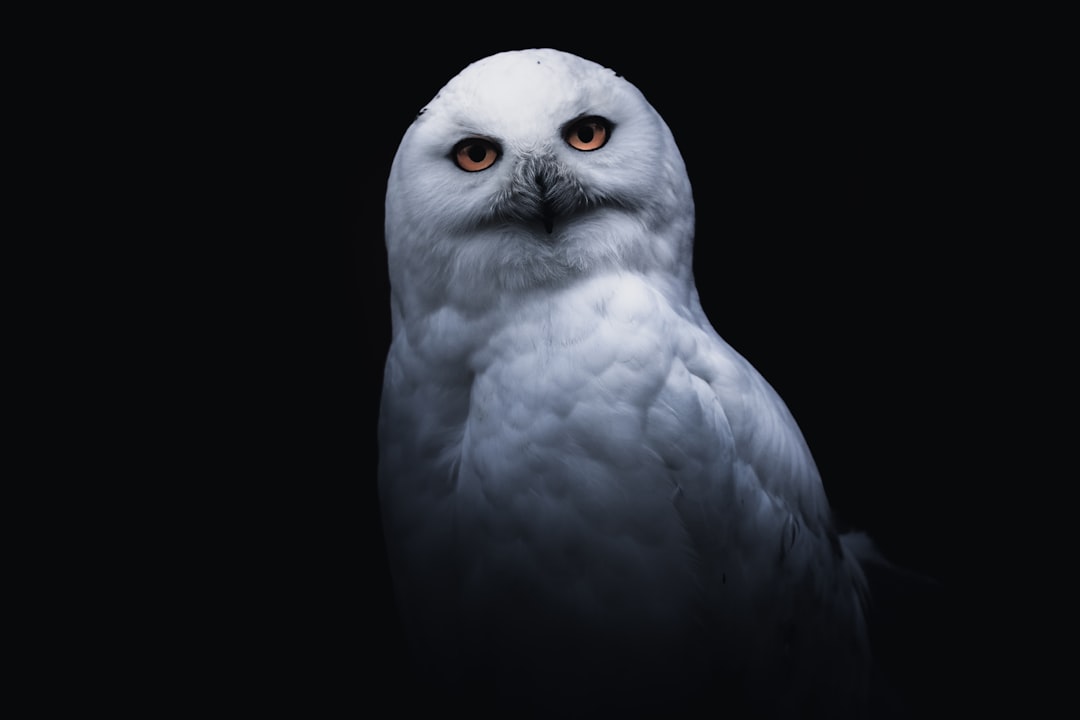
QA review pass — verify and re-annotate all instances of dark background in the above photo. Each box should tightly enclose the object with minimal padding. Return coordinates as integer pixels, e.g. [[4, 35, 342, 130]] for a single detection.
[[167, 12, 1045, 716]]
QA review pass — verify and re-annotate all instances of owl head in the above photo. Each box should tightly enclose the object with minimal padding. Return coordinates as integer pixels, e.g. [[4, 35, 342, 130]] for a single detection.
[[385, 48, 696, 314]]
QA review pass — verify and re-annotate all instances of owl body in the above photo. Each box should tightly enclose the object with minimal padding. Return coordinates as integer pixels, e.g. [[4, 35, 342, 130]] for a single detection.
[[379, 49, 877, 717]]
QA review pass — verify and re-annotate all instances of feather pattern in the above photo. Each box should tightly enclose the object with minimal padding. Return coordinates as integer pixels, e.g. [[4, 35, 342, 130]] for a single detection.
[[380, 48, 885, 718]]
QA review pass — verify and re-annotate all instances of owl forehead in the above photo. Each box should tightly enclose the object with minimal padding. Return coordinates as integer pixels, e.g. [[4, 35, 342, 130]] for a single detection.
[[429, 50, 633, 140]]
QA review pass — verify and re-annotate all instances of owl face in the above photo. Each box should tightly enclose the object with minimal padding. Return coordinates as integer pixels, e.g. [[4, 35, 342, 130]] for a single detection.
[[385, 49, 695, 311]]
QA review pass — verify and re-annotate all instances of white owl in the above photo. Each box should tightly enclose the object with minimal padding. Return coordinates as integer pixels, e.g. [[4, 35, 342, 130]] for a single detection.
[[379, 48, 887, 718]]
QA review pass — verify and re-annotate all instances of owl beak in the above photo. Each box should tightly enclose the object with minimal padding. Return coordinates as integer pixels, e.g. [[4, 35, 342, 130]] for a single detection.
[[534, 171, 556, 235], [506, 153, 570, 237], [540, 203, 556, 235]]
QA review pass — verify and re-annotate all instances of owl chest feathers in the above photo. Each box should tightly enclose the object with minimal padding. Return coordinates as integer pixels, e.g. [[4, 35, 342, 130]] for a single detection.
[[380, 272, 821, 621], [382, 274, 711, 630], [386, 272, 721, 495]]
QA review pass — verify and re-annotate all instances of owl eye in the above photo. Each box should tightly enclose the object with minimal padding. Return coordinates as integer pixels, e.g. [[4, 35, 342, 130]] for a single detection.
[[453, 138, 499, 172], [564, 116, 611, 151]]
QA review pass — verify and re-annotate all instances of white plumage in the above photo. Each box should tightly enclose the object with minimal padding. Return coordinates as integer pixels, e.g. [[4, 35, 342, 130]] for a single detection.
[[379, 48, 883, 718]]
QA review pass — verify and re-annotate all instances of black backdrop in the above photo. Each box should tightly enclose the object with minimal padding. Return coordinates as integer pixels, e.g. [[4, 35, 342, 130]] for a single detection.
[[189, 13, 1028, 716]]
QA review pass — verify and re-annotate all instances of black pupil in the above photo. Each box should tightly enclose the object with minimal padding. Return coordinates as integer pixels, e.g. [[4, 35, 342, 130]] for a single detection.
[[468, 144, 487, 163], [577, 125, 595, 143]]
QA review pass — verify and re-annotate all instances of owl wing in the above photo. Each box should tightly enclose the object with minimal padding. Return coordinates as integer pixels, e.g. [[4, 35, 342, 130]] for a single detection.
[[661, 307, 878, 714], [669, 309, 836, 536]]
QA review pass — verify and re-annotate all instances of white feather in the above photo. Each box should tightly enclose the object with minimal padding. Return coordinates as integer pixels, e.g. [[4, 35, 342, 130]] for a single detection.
[[380, 48, 882, 718]]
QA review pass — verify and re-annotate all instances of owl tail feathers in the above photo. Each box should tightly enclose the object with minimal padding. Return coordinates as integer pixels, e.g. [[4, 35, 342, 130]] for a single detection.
[[841, 529, 941, 607], [840, 531, 945, 719]]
